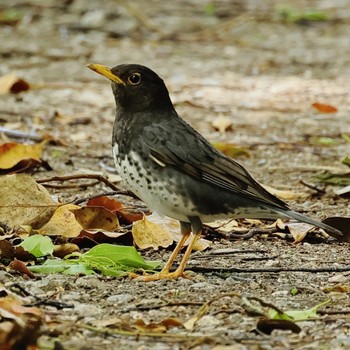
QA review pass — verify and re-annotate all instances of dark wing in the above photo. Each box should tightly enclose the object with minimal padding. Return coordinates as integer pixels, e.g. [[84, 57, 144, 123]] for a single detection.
[[141, 116, 289, 210]]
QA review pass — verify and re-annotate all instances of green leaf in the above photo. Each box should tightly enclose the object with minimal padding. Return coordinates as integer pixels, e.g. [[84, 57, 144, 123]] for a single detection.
[[315, 172, 350, 186], [29, 259, 95, 275], [342, 156, 350, 167], [268, 300, 330, 321], [28, 244, 161, 276], [18, 234, 54, 258], [290, 288, 299, 296], [82, 244, 160, 270]]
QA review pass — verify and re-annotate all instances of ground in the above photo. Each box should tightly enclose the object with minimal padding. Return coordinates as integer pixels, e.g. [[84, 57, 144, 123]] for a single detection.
[[1, 0, 350, 349]]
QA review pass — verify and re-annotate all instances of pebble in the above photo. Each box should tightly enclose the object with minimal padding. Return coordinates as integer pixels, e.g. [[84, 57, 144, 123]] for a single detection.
[[106, 294, 133, 304], [74, 303, 102, 317], [328, 274, 349, 283]]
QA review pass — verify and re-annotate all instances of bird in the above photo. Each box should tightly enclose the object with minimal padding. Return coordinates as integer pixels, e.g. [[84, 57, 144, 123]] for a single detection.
[[87, 63, 343, 281]]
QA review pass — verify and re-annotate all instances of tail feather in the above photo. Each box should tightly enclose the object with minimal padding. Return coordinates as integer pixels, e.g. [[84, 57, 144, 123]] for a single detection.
[[280, 210, 343, 239]]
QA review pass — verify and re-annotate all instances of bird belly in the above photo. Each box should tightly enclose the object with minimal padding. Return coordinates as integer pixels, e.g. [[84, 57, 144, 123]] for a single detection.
[[113, 145, 280, 223]]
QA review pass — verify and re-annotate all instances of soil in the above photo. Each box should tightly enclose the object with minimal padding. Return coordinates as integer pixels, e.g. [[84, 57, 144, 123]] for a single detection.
[[1, 0, 350, 349]]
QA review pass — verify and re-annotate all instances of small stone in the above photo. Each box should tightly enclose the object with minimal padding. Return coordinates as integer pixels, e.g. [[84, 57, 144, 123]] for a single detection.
[[196, 315, 221, 328], [74, 303, 102, 317], [106, 294, 133, 304], [328, 274, 349, 283]]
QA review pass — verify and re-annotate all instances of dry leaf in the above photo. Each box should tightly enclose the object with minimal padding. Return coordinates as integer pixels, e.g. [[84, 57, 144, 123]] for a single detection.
[[211, 116, 233, 133], [213, 142, 250, 158], [9, 259, 36, 279], [134, 318, 183, 333], [312, 102, 338, 114], [0, 296, 43, 350], [287, 222, 314, 243], [132, 215, 173, 250], [0, 72, 30, 95], [87, 196, 123, 213], [0, 174, 58, 229], [72, 207, 119, 231], [39, 204, 82, 237], [53, 243, 80, 258], [147, 212, 210, 251], [262, 184, 307, 201], [322, 216, 350, 242], [0, 141, 46, 173]]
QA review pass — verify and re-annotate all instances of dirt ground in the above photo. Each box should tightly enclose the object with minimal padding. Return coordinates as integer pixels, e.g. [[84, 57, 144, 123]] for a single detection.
[[1, 0, 350, 349]]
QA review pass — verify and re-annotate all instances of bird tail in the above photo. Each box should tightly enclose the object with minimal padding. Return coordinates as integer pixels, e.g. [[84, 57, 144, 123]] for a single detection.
[[278, 209, 343, 239]]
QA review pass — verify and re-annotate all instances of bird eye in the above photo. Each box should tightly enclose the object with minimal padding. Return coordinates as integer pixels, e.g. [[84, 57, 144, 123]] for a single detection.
[[128, 73, 141, 85]]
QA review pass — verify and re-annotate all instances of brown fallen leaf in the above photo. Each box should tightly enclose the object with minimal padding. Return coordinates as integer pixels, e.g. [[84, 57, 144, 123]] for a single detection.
[[312, 102, 338, 114], [53, 243, 80, 258], [0, 174, 58, 229], [9, 259, 36, 279], [39, 204, 82, 238], [286, 222, 314, 243], [0, 72, 30, 95], [322, 217, 350, 242], [257, 318, 301, 335], [72, 206, 119, 231], [0, 296, 43, 350], [132, 215, 173, 250], [134, 318, 183, 333], [87, 196, 143, 223], [87, 196, 123, 213]]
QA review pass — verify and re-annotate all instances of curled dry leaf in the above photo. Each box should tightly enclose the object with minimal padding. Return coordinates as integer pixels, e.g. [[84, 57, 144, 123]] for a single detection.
[[322, 216, 350, 242], [132, 215, 173, 250], [53, 243, 80, 258], [0, 174, 58, 229], [286, 222, 314, 243], [257, 318, 301, 335], [39, 204, 82, 238], [0, 72, 30, 95], [9, 259, 36, 279], [0, 141, 46, 174]]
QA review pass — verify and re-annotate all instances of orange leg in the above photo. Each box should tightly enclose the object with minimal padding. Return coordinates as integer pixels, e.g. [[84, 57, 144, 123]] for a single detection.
[[161, 229, 191, 274], [134, 218, 202, 281]]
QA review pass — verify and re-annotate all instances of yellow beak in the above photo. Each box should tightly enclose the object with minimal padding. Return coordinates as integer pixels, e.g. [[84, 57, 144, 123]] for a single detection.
[[86, 63, 125, 85]]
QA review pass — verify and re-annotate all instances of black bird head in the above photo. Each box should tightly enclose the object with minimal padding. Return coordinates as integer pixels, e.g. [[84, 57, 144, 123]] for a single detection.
[[87, 63, 174, 113]]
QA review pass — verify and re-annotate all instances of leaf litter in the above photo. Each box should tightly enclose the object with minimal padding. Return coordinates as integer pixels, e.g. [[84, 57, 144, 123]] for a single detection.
[[1, 0, 350, 349]]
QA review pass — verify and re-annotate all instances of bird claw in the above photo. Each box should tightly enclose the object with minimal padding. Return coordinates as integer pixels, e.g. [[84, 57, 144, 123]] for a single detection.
[[128, 270, 191, 281]]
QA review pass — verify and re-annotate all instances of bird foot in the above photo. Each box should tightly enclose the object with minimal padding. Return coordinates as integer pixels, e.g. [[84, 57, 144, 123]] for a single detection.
[[128, 270, 190, 281]]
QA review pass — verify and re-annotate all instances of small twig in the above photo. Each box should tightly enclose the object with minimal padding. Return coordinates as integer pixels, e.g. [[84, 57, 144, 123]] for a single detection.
[[129, 301, 203, 312], [36, 174, 120, 191], [43, 181, 99, 190], [299, 179, 326, 194], [188, 266, 350, 274], [319, 310, 350, 315], [0, 127, 42, 142], [27, 299, 74, 309], [73, 190, 125, 205], [75, 322, 212, 342]]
